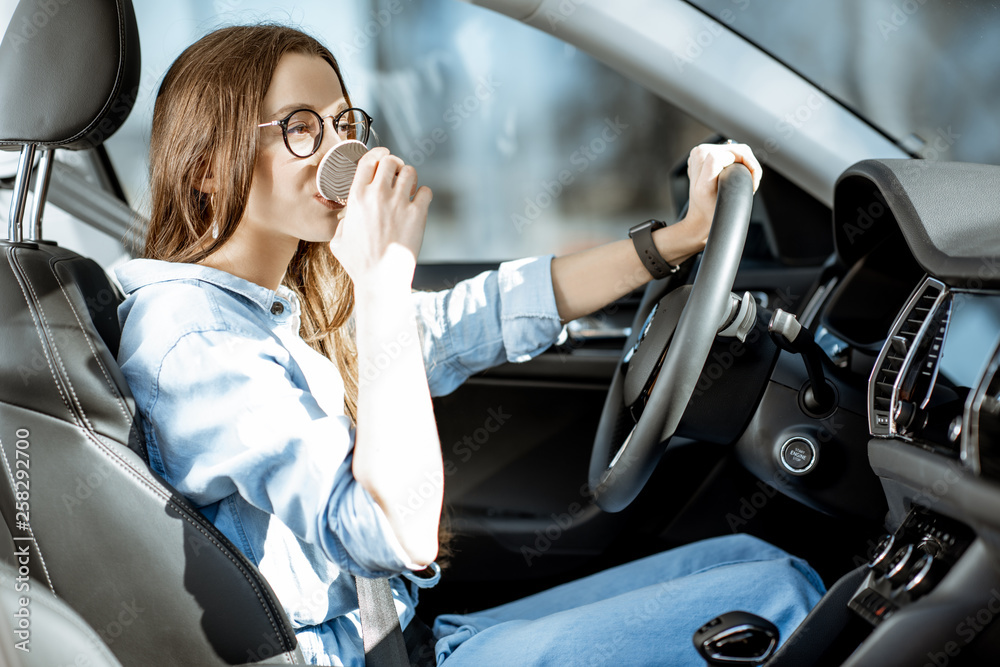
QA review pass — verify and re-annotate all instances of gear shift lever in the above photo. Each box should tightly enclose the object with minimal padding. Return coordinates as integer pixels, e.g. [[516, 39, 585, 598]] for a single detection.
[[693, 611, 779, 665], [768, 309, 836, 415]]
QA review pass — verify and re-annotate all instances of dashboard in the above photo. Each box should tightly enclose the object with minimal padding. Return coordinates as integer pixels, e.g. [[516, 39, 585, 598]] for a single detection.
[[811, 159, 1000, 664], [728, 158, 1000, 664]]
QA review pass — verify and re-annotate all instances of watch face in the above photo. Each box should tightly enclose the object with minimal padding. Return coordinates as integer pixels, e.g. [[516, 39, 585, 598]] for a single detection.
[[630, 219, 664, 236]]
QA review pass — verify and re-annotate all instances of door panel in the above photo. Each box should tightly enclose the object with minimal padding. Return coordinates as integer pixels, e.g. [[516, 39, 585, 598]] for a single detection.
[[413, 256, 825, 604], [415, 262, 639, 582]]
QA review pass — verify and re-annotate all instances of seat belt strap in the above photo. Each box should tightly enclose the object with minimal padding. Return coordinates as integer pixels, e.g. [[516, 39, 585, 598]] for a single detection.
[[355, 576, 409, 666]]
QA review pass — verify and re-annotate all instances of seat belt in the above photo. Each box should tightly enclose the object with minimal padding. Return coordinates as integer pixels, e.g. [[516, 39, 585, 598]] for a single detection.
[[355, 576, 409, 666]]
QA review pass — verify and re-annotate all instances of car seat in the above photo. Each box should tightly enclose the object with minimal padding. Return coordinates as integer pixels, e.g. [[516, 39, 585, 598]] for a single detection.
[[0, 0, 304, 664]]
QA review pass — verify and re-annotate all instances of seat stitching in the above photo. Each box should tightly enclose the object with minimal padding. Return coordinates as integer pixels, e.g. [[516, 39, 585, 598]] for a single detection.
[[8, 250, 79, 430], [6, 251, 74, 594], [81, 428, 293, 649], [19, 260, 95, 432], [50, 257, 131, 426], [0, 434, 57, 594]]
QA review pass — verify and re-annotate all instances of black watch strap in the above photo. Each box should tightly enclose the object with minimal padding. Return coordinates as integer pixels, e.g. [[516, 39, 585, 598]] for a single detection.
[[629, 219, 679, 280]]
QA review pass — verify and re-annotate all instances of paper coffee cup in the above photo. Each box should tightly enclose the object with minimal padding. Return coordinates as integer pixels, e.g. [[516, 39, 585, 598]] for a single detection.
[[316, 139, 369, 203]]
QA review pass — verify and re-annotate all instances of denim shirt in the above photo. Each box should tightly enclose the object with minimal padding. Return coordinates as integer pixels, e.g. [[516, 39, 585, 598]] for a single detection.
[[113, 256, 564, 666]]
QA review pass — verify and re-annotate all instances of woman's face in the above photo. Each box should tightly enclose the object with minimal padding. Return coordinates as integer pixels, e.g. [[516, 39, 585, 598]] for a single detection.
[[242, 52, 349, 244]]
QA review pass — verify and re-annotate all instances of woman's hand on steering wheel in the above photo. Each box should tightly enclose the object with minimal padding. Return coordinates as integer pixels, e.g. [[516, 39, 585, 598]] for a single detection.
[[680, 142, 763, 248], [589, 147, 759, 513]]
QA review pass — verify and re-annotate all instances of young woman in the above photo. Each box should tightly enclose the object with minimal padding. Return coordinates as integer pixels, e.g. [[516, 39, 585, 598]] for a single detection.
[[115, 24, 824, 666]]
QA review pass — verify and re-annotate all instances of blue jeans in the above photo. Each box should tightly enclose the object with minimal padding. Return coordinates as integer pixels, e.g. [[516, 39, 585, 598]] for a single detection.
[[432, 534, 825, 666]]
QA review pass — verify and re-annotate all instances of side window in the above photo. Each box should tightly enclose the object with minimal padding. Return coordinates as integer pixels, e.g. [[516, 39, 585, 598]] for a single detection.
[[99, 0, 711, 264]]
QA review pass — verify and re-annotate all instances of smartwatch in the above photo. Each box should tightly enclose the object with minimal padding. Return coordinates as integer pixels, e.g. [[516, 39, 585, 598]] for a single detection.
[[629, 219, 680, 280]]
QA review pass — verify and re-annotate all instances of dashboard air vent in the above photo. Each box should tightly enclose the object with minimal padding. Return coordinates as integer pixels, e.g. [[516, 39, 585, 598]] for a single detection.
[[869, 278, 947, 436]]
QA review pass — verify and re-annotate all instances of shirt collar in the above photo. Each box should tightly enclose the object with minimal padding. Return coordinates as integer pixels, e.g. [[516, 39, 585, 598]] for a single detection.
[[115, 258, 300, 320]]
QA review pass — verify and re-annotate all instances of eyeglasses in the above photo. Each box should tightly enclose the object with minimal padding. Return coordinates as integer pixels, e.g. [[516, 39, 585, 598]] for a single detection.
[[257, 107, 373, 158]]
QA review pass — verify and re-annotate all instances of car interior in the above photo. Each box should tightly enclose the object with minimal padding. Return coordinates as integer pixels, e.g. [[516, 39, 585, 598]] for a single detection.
[[2, 0, 1000, 666]]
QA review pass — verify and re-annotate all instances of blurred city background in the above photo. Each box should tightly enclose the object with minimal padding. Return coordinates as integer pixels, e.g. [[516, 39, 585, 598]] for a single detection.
[[1, 0, 712, 265]]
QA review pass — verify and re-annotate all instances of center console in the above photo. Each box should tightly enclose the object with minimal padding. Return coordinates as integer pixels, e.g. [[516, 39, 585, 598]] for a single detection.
[[849, 507, 974, 625], [765, 275, 1000, 666]]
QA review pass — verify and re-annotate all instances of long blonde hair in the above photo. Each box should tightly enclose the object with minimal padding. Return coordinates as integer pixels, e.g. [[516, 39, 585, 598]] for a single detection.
[[144, 25, 359, 422]]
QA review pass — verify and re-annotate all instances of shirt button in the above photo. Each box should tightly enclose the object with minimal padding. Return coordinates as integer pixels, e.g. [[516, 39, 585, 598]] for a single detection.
[[270, 301, 285, 315]]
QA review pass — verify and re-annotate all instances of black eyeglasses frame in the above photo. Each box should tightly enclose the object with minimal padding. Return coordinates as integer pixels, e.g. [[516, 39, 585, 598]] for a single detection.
[[257, 107, 373, 158]]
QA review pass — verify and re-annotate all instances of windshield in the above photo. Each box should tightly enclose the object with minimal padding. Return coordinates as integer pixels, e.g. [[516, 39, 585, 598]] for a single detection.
[[688, 0, 1000, 165]]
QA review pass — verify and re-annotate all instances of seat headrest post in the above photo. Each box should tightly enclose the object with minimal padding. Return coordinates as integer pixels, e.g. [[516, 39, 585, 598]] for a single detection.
[[6, 143, 36, 243], [26, 148, 55, 241]]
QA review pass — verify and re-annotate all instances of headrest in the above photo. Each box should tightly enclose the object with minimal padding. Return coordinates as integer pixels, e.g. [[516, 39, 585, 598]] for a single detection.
[[0, 0, 140, 151]]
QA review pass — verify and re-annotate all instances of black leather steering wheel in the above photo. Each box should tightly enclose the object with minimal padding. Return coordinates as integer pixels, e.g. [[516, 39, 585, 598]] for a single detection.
[[589, 163, 755, 512]]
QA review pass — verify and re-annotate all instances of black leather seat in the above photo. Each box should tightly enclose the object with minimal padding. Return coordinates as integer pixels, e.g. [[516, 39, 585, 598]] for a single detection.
[[0, 553, 125, 667], [0, 1, 304, 664]]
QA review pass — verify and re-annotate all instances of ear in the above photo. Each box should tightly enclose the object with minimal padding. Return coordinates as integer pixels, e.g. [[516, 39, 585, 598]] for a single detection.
[[192, 157, 217, 195]]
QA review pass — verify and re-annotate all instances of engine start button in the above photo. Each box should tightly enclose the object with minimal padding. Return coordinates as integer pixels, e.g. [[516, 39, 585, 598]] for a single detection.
[[779, 437, 818, 475]]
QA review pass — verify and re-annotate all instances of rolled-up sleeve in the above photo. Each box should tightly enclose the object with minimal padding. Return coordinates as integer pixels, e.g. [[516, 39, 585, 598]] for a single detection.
[[147, 328, 407, 577], [412, 254, 565, 397]]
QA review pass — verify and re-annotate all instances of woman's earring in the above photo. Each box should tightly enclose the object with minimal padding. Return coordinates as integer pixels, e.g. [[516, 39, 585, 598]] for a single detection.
[[210, 194, 219, 239]]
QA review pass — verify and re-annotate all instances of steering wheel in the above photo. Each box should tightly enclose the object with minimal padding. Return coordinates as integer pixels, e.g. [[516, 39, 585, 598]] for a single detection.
[[589, 163, 755, 512]]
